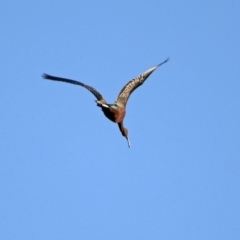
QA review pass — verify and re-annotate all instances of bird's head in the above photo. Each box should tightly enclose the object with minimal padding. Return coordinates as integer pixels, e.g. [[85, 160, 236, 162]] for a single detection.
[[123, 127, 130, 148]]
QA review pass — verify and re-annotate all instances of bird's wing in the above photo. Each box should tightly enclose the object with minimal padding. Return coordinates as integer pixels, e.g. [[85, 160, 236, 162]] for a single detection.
[[114, 58, 169, 108], [42, 74, 107, 103]]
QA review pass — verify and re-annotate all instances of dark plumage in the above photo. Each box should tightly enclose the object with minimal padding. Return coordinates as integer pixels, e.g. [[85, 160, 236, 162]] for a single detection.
[[43, 58, 169, 147]]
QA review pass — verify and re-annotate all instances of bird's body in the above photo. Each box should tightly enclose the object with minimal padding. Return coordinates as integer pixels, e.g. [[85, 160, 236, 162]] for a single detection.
[[43, 58, 169, 147], [101, 105, 126, 123]]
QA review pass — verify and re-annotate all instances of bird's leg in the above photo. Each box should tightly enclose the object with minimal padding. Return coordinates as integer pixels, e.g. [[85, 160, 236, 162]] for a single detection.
[[95, 100, 109, 108], [95, 100, 102, 107]]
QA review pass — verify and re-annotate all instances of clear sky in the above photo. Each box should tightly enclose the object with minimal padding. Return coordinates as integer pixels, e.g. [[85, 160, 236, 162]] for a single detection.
[[1, 1, 240, 239]]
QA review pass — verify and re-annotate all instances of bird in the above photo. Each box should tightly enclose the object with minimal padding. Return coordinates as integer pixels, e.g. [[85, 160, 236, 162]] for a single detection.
[[42, 58, 169, 148]]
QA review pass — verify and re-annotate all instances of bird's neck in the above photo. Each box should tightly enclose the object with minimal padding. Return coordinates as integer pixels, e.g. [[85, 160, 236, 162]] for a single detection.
[[118, 122, 126, 136]]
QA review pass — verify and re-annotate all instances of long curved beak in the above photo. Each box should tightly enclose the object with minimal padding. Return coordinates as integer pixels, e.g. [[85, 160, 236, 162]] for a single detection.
[[126, 137, 131, 148]]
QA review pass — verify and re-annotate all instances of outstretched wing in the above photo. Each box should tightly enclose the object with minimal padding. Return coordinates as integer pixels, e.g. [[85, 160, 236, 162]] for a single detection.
[[114, 58, 169, 108], [42, 74, 107, 103]]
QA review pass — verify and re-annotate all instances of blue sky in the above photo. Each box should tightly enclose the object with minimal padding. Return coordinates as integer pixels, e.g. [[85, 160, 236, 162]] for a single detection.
[[1, 1, 240, 239]]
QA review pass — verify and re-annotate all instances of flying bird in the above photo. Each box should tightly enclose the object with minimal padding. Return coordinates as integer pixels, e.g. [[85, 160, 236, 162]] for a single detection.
[[42, 58, 169, 148]]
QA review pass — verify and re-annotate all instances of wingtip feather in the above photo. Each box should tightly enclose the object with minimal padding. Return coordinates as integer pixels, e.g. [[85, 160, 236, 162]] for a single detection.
[[157, 57, 170, 67], [42, 73, 48, 79]]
